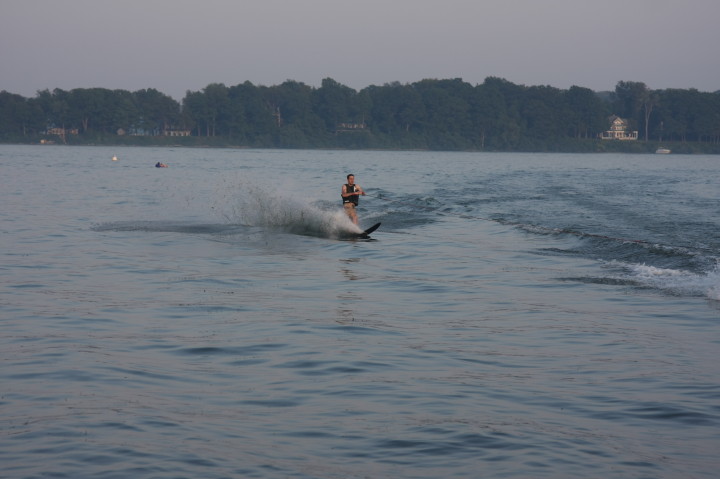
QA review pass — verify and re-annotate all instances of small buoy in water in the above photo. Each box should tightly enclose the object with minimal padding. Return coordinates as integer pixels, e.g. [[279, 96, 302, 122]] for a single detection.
[[112, 155, 118, 161]]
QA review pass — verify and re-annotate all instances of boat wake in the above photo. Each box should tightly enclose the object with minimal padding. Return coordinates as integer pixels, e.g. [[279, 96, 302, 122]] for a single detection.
[[605, 261, 720, 301]]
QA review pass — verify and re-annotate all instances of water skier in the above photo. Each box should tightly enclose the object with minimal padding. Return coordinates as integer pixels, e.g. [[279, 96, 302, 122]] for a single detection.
[[341, 173, 365, 225]]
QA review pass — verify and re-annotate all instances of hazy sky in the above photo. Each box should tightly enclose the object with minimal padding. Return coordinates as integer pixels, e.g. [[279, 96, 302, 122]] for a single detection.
[[2, 0, 718, 100]]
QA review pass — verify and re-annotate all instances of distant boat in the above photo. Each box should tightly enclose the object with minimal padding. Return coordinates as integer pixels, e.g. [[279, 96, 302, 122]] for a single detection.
[[655, 147, 671, 154]]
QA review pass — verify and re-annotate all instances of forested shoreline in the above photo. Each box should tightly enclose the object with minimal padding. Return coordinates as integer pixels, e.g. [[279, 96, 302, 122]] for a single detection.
[[1, 77, 719, 153]]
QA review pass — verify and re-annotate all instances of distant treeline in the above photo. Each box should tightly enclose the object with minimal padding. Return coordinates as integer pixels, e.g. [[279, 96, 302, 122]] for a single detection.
[[1, 77, 719, 152]]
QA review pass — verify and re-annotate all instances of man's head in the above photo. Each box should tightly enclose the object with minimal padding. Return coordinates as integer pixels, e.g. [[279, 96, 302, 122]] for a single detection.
[[346, 174, 355, 183]]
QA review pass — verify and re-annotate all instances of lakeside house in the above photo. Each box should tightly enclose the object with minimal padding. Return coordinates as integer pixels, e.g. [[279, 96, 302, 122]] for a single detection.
[[599, 116, 638, 140], [117, 127, 191, 137], [336, 121, 368, 133], [45, 127, 79, 136], [163, 128, 191, 137]]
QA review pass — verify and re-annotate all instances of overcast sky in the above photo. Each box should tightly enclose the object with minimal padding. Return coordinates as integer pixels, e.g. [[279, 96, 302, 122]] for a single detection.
[[2, 0, 718, 100]]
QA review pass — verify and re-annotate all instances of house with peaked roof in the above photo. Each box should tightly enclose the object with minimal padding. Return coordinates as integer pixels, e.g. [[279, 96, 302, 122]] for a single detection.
[[599, 116, 638, 140]]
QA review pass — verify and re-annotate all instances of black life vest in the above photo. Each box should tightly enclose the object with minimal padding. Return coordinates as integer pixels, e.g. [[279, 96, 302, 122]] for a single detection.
[[343, 184, 359, 205]]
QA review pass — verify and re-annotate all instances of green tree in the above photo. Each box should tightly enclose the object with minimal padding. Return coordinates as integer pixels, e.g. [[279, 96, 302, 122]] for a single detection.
[[273, 80, 329, 146], [565, 86, 607, 139], [655, 89, 690, 142], [521, 85, 567, 146], [412, 79, 474, 149], [203, 83, 230, 136], [134, 88, 181, 135], [231, 81, 276, 144], [34, 89, 74, 142], [0, 91, 43, 138], [2, 76, 718, 152], [110, 89, 140, 133], [182, 90, 207, 136], [613, 81, 656, 140], [313, 78, 357, 131], [477, 77, 524, 149]]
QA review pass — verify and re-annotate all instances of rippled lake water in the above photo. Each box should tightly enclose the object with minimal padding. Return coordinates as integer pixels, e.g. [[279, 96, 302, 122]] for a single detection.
[[1, 145, 718, 478]]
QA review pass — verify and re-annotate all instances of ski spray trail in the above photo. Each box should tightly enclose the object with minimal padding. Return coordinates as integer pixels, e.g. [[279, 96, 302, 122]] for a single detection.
[[212, 175, 361, 238]]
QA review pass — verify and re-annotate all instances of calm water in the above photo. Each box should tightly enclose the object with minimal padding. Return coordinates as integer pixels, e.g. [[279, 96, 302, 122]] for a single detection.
[[1, 145, 718, 478]]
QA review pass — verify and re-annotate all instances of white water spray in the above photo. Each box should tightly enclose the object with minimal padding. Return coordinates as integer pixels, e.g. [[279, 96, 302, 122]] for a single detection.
[[609, 261, 720, 301], [212, 175, 362, 238]]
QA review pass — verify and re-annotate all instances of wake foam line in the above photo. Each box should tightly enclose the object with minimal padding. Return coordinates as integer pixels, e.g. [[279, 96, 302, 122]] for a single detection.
[[365, 193, 710, 253], [608, 261, 720, 301]]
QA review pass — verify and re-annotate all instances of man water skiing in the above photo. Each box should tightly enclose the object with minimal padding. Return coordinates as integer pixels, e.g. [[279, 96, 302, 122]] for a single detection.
[[341, 173, 365, 225]]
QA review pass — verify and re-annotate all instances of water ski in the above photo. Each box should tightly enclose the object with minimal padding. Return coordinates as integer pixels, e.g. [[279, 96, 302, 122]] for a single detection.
[[341, 222, 381, 240], [362, 222, 381, 236]]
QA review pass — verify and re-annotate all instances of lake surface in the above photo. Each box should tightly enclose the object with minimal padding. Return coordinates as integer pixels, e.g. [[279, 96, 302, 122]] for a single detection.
[[1, 145, 718, 478]]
